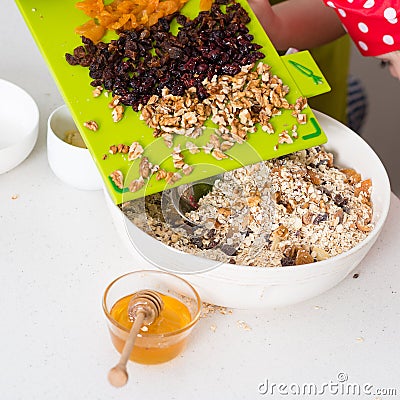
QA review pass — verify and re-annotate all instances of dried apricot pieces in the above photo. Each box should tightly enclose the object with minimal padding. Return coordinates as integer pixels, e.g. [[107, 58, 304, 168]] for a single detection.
[[75, 0, 189, 42], [75, 20, 107, 43], [200, 0, 213, 11], [76, 0, 104, 17], [341, 168, 361, 185], [354, 178, 372, 198], [295, 249, 314, 265]]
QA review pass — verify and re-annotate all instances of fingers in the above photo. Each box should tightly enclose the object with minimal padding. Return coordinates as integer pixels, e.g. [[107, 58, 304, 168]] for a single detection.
[[377, 51, 400, 80]]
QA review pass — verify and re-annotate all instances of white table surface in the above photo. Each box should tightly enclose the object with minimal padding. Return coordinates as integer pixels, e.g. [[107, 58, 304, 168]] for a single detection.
[[1, 2, 400, 399]]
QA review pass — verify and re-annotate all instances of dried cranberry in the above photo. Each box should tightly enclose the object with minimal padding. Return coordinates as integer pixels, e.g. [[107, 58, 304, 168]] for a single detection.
[[281, 256, 295, 266], [333, 193, 348, 207], [221, 63, 241, 75], [221, 244, 238, 256], [313, 213, 328, 225], [190, 236, 204, 249], [65, 53, 79, 65]]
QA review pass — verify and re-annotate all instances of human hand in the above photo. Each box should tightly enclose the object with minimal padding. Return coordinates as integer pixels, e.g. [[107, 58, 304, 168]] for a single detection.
[[247, 0, 345, 52], [247, 0, 273, 34], [377, 51, 400, 80]]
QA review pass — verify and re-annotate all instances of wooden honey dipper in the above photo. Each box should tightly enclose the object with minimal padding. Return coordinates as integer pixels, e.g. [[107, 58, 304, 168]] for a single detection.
[[108, 290, 164, 387]]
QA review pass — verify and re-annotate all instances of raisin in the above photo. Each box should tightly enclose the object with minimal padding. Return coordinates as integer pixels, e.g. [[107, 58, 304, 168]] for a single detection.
[[333, 193, 348, 207], [220, 244, 238, 256], [65, 53, 79, 66], [204, 239, 219, 249], [281, 256, 295, 267], [317, 185, 331, 198], [204, 229, 216, 239], [190, 236, 204, 249], [313, 213, 328, 225]]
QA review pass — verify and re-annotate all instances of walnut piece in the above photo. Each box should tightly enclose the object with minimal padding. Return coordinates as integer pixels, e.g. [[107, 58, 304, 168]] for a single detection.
[[112, 105, 124, 122], [128, 142, 144, 161], [109, 170, 124, 189], [83, 120, 99, 131]]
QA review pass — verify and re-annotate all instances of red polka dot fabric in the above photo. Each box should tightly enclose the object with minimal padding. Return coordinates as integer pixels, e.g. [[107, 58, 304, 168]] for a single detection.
[[323, 0, 400, 56]]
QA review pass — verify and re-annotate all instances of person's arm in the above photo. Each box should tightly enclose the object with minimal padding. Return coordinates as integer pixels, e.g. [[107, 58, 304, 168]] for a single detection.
[[248, 0, 346, 51], [321, 1, 400, 81]]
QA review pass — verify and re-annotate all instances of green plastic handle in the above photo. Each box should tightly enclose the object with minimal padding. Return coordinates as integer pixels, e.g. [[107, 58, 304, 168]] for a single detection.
[[281, 51, 331, 98]]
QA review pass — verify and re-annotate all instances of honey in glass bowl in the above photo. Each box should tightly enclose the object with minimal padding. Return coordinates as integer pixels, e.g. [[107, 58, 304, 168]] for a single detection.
[[103, 270, 201, 365]]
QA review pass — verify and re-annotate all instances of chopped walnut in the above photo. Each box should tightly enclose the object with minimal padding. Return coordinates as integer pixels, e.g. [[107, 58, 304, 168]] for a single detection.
[[109, 145, 118, 154], [83, 120, 98, 131], [172, 145, 185, 169], [112, 105, 124, 122], [156, 169, 167, 181], [139, 157, 151, 179], [129, 176, 144, 192], [296, 113, 307, 124], [211, 149, 228, 160], [108, 95, 121, 109], [140, 62, 300, 155], [92, 86, 103, 97], [186, 141, 200, 154], [278, 130, 293, 144], [128, 142, 144, 161], [109, 170, 124, 189], [165, 172, 182, 184], [182, 164, 193, 176]]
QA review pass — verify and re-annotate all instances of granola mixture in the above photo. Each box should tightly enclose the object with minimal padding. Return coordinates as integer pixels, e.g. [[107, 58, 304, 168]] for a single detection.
[[121, 145, 373, 267]]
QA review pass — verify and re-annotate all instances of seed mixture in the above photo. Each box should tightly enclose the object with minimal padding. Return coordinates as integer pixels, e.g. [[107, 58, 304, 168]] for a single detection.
[[120, 145, 373, 267]]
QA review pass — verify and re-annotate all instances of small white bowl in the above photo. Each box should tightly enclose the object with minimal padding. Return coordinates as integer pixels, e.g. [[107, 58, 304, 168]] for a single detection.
[[105, 111, 391, 309], [47, 105, 102, 191], [0, 79, 39, 174]]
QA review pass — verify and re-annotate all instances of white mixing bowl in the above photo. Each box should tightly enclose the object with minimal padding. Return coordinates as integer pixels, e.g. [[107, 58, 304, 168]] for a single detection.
[[104, 111, 391, 309], [0, 79, 39, 174]]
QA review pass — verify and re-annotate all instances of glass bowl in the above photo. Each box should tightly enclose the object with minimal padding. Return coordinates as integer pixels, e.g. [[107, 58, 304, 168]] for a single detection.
[[103, 270, 201, 364]]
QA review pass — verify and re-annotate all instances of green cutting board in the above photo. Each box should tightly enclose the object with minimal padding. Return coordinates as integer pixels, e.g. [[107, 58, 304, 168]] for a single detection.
[[15, 0, 330, 204]]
